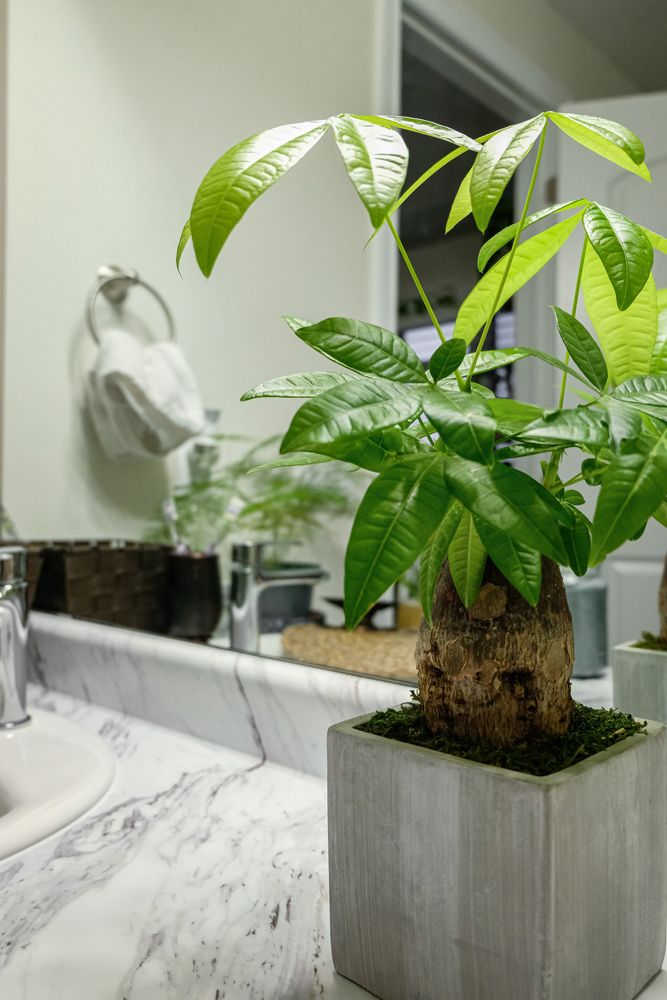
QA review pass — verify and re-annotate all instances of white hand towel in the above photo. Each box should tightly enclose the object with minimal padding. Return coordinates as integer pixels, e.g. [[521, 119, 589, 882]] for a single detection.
[[86, 328, 206, 460]]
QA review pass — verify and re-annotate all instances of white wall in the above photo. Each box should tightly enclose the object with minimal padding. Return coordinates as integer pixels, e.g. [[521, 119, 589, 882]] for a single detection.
[[2, 0, 398, 547]]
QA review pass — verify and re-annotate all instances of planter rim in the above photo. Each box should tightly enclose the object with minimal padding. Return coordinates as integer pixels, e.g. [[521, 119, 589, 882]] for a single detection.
[[614, 639, 667, 656], [330, 709, 663, 788]]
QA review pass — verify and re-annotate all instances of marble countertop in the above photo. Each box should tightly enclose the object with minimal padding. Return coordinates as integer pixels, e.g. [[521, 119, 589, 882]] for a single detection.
[[0, 685, 370, 1000]]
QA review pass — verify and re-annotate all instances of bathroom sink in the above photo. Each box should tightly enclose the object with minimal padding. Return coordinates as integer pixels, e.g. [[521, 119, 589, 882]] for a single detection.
[[0, 709, 115, 860]]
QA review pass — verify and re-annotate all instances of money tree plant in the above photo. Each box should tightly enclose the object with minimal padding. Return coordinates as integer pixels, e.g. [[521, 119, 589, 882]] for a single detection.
[[178, 111, 667, 749]]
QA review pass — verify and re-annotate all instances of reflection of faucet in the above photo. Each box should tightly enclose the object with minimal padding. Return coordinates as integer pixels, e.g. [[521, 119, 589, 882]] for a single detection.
[[230, 540, 328, 653], [0, 547, 29, 729]]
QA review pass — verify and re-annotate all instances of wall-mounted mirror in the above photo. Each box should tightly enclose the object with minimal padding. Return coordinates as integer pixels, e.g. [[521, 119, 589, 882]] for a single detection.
[[3, 0, 666, 686]]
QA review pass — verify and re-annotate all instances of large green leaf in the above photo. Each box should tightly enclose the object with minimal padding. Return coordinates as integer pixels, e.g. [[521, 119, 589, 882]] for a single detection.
[[582, 245, 658, 383], [447, 511, 487, 607], [548, 112, 650, 180], [602, 397, 642, 447], [583, 203, 653, 311], [429, 339, 467, 381], [445, 167, 473, 233], [419, 501, 463, 624], [444, 456, 572, 564], [189, 119, 329, 276], [294, 317, 428, 384], [551, 306, 608, 392], [470, 115, 546, 232], [280, 379, 424, 454], [477, 200, 588, 272], [241, 371, 358, 400], [560, 511, 591, 577], [424, 389, 496, 464], [487, 398, 544, 436], [591, 432, 667, 563], [609, 375, 667, 420], [310, 428, 426, 472], [331, 115, 408, 229], [454, 212, 582, 343], [351, 114, 480, 152], [519, 407, 609, 449], [474, 519, 542, 605], [344, 454, 450, 628]]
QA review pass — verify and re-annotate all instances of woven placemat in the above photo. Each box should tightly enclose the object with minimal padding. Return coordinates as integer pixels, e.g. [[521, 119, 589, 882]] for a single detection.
[[281, 623, 419, 682]]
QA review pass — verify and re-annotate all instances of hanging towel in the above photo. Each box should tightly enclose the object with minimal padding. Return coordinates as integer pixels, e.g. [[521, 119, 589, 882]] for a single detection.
[[86, 328, 206, 460]]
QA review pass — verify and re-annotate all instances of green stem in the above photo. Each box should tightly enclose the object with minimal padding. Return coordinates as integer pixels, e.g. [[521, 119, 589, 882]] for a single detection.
[[464, 123, 548, 388], [418, 416, 436, 447]]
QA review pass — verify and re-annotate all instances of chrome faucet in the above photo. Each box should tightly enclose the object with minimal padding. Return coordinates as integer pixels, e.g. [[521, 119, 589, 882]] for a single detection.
[[230, 540, 328, 653], [0, 547, 30, 729]]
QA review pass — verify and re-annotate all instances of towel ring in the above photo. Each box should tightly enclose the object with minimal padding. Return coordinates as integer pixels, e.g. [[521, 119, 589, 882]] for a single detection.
[[86, 264, 176, 346]]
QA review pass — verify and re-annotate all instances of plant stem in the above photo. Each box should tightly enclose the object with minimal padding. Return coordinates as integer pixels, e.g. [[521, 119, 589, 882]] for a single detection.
[[464, 123, 548, 388], [418, 416, 436, 447], [386, 216, 465, 389]]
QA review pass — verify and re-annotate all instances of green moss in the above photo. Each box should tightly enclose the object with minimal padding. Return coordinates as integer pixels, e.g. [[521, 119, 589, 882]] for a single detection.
[[357, 697, 647, 776], [634, 631, 667, 652]]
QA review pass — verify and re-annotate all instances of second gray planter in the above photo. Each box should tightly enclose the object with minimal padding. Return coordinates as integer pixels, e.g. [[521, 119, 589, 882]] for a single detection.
[[613, 641, 667, 722], [328, 713, 667, 1000]]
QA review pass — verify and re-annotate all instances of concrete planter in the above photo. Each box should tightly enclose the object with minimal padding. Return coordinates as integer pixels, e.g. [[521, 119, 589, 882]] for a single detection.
[[328, 713, 667, 1000], [613, 641, 667, 722]]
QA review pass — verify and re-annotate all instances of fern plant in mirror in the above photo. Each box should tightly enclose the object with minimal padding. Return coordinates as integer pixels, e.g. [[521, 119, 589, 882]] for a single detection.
[[180, 111, 667, 1000]]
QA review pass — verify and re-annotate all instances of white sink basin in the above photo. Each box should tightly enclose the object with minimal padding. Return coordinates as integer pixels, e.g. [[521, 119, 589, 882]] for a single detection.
[[0, 709, 115, 860]]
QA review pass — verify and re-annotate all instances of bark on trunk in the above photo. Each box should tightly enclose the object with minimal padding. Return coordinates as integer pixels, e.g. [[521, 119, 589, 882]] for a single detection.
[[659, 553, 667, 643], [415, 558, 574, 748]]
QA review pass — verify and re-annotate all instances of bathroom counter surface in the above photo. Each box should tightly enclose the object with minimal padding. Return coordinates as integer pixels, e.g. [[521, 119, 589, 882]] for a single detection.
[[0, 686, 371, 1000]]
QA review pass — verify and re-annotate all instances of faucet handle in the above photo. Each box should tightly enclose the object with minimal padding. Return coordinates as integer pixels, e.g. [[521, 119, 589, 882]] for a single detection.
[[0, 546, 27, 585]]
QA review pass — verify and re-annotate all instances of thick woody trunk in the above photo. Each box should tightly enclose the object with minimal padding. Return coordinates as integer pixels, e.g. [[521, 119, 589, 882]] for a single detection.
[[659, 553, 667, 643], [415, 558, 574, 748]]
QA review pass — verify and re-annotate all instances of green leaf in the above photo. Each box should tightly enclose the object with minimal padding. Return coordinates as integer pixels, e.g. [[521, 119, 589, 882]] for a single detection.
[[486, 398, 544, 436], [331, 115, 408, 229], [519, 407, 609, 449], [470, 115, 546, 232], [241, 371, 358, 400], [295, 317, 428, 384], [644, 228, 667, 257], [393, 146, 470, 213], [445, 167, 473, 233], [474, 519, 542, 605], [308, 428, 426, 473], [548, 112, 650, 180], [591, 432, 667, 563], [351, 114, 481, 152], [344, 454, 450, 628], [609, 375, 667, 420], [455, 345, 593, 387], [419, 502, 464, 624], [454, 212, 582, 343], [447, 511, 487, 607], [552, 306, 608, 392], [651, 301, 667, 375], [583, 204, 653, 311], [477, 200, 588, 272], [176, 219, 191, 271], [429, 339, 467, 381], [602, 397, 642, 447], [560, 511, 591, 577], [282, 315, 312, 334], [189, 119, 329, 276], [248, 453, 334, 473], [424, 389, 496, 464], [280, 379, 425, 455], [653, 501, 667, 529], [582, 244, 658, 383], [444, 456, 572, 564]]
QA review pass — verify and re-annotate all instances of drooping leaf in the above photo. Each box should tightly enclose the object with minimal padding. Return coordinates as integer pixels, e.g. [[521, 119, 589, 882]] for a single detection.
[[454, 212, 582, 343], [519, 407, 609, 449], [176, 219, 191, 271], [551, 306, 608, 392], [602, 397, 642, 447], [424, 389, 496, 464], [477, 200, 588, 272], [189, 119, 329, 276], [351, 114, 480, 152], [608, 375, 667, 420], [344, 454, 450, 628], [582, 244, 658, 383], [429, 339, 468, 381], [248, 453, 334, 473], [419, 501, 464, 624], [583, 203, 653, 311], [294, 317, 428, 383], [470, 115, 546, 232], [444, 456, 572, 563], [447, 510, 487, 608], [241, 371, 358, 400], [548, 112, 650, 180], [393, 146, 470, 213], [560, 510, 591, 577], [281, 379, 424, 454], [473, 519, 542, 605], [591, 432, 667, 564], [486, 398, 544, 436], [331, 115, 408, 229], [445, 167, 473, 233]]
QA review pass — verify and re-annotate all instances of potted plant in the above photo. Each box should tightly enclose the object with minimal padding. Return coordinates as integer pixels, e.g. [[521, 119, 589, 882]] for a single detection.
[[179, 111, 667, 1000]]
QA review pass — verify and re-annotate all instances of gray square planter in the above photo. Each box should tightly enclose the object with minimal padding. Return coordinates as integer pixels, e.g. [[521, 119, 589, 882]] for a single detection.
[[328, 713, 667, 1000], [613, 641, 667, 723]]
